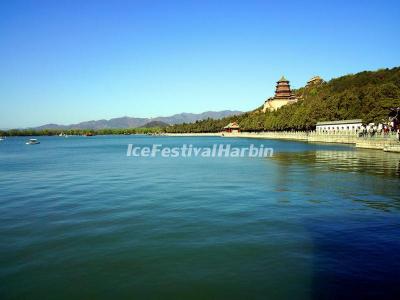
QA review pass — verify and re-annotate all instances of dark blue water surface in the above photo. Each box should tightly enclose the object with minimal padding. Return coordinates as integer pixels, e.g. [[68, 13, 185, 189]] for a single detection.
[[0, 136, 400, 299]]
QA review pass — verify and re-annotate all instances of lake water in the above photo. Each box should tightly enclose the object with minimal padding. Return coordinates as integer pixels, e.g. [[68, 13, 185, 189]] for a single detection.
[[1, 136, 400, 299]]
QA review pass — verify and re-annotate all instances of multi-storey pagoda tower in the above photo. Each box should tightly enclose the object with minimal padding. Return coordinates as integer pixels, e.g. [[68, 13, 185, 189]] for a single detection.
[[274, 76, 295, 99], [263, 76, 298, 112]]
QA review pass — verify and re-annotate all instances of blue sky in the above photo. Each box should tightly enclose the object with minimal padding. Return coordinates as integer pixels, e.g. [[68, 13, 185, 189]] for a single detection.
[[1, 0, 399, 128]]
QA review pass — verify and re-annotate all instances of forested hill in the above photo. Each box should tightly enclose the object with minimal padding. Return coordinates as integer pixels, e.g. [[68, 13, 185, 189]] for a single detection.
[[166, 67, 400, 133]]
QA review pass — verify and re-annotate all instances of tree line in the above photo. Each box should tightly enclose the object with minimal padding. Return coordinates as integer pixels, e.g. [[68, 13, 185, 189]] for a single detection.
[[0, 127, 162, 137]]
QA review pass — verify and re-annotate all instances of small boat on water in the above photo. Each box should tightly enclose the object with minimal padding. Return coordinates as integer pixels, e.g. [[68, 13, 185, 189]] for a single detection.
[[0, 137, 5, 141], [26, 139, 40, 145]]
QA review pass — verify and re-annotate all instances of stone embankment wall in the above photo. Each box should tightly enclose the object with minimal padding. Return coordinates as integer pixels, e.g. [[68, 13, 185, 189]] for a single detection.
[[166, 131, 400, 152], [223, 131, 400, 153]]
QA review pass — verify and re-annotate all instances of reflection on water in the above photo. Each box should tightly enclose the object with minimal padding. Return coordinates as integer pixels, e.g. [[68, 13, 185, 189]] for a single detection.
[[273, 149, 400, 177], [271, 148, 400, 299], [270, 149, 400, 212]]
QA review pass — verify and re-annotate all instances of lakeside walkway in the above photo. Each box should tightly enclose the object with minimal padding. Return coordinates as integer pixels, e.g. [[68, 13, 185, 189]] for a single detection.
[[166, 131, 400, 153]]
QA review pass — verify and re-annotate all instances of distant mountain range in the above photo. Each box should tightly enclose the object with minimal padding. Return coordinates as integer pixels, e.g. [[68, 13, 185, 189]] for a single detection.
[[139, 121, 170, 128], [34, 110, 243, 130]]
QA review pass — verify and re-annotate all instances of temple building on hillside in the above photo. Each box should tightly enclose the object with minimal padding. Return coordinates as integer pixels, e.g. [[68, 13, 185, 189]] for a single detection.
[[306, 76, 324, 87], [223, 122, 240, 133], [263, 76, 298, 112]]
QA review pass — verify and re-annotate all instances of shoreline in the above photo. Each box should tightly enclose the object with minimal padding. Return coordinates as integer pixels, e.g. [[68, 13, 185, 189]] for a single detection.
[[166, 132, 400, 153]]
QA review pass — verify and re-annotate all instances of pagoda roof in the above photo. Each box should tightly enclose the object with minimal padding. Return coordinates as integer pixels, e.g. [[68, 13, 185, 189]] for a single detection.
[[277, 75, 288, 82], [224, 122, 240, 129]]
